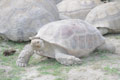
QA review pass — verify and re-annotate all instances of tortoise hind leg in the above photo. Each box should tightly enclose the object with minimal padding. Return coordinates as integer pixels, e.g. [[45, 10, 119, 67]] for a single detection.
[[97, 42, 116, 53]]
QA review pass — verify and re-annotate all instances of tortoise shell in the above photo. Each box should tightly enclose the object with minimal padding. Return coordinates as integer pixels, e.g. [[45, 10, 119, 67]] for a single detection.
[[85, 2, 120, 31], [0, 0, 59, 41], [35, 19, 105, 55], [57, 0, 101, 19]]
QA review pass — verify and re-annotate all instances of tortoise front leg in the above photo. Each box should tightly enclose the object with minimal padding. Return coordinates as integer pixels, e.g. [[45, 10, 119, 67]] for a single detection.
[[16, 44, 34, 67]]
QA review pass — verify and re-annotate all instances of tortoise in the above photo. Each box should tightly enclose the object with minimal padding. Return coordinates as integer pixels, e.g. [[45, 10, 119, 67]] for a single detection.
[[85, 2, 120, 35], [16, 19, 115, 67], [57, 0, 102, 20], [0, 0, 59, 41]]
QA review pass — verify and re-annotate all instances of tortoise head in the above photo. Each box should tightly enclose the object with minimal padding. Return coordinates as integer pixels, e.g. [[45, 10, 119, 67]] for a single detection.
[[30, 36, 44, 50]]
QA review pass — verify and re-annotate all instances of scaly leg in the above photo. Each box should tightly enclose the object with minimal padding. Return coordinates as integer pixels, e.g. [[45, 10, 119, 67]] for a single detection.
[[16, 44, 34, 67]]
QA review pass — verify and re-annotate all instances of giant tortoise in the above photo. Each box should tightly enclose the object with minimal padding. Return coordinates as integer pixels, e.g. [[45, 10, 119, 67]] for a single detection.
[[57, 0, 102, 20], [0, 0, 59, 41], [16, 19, 115, 67], [85, 2, 120, 35]]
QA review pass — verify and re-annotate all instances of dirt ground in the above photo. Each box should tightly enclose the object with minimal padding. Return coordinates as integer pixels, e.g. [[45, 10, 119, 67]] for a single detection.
[[0, 34, 120, 80]]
